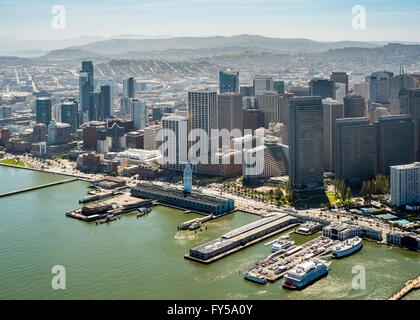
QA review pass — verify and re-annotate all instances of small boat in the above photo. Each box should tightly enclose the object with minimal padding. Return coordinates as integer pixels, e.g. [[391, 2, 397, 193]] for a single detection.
[[244, 272, 267, 284], [189, 222, 201, 230], [136, 207, 151, 217]]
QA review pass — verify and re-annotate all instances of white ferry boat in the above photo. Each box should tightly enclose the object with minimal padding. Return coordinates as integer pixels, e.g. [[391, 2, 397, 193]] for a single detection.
[[332, 236, 363, 259], [271, 240, 295, 253], [282, 258, 330, 290]]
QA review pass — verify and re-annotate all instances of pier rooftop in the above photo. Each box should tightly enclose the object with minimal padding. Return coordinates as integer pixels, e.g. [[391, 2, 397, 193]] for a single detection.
[[131, 182, 234, 215], [188, 213, 298, 262]]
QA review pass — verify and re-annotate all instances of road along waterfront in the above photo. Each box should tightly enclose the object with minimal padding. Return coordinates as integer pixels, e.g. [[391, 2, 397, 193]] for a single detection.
[[0, 165, 419, 300]]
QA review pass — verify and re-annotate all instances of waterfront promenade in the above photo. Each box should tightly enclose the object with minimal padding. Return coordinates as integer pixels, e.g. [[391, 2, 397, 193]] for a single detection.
[[388, 275, 420, 300]]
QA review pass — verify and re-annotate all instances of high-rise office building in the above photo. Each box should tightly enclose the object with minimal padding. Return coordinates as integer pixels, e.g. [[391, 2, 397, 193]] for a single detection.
[[273, 81, 285, 94], [335, 118, 377, 185], [100, 85, 112, 120], [322, 99, 344, 172], [330, 72, 349, 102], [143, 124, 161, 151], [35, 97, 52, 125], [389, 73, 413, 114], [47, 120, 72, 145], [257, 92, 281, 128], [79, 61, 94, 123], [408, 89, 420, 161], [81, 61, 94, 92], [162, 114, 189, 171], [217, 92, 243, 133], [377, 115, 414, 175], [219, 70, 239, 94], [343, 95, 366, 118], [253, 75, 274, 96], [243, 109, 263, 134], [390, 162, 420, 206], [123, 77, 136, 98], [309, 78, 333, 99], [188, 89, 217, 160], [288, 86, 311, 97], [131, 100, 147, 130], [79, 72, 90, 121], [279, 93, 293, 125], [369, 71, 393, 104], [289, 97, 324, 191], [60, 101, 79, 133], [88, 92, 102, 121], [240, 86, 254, 97]]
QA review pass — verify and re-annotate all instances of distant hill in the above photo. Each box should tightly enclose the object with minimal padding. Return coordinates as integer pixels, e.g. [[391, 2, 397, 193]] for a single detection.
[[67, 34, 382, 55], [42, 48, 104, 60]]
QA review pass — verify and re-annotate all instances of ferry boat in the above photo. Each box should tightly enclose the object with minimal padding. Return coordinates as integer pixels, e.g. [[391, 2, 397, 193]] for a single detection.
[[244, 272, 267, 284], [332, 236, 363, 259], [189, 222, 201, 230], [271, 240, 295, 253], [282, 258, 330, 290]]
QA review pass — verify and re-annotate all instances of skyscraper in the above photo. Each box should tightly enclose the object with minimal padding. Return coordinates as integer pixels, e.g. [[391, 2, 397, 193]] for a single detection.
[[188, 89, 217, 161], [79, 72, 90, 121], [408, 89, 420, 160], [343, 95, 366, 118], [253, 75, 274, 96], [335, 118, 377, 185], [123, 77, 136, 98], [330, 72, 349, 102], [162, 114, 189, 171], [257, 92, 281, 128], [60, 101, 79, 133], [81, 61, 94, 91], [377, 115, 414, 175], [100, 85, 112, 120], [273, 81, 285, 94], [369, 71, 393, 104], [389, 73, 413, 114], [289, 97, 324, 191], [219, 70, 239, 94], [217, 92, 243, 133], [131, 100, 147, 130], [88, 92, 102, 121], [390, 162, 420, 206], [322, 99, 344, 172], [309, 78, 333, 99], [79, 61, 94, 123], [35, 97, 52, 125], [279, 93, 293, 125]]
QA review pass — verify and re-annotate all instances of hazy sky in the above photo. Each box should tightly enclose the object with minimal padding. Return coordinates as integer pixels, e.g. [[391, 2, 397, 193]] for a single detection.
[[1, 0, 419, 42]]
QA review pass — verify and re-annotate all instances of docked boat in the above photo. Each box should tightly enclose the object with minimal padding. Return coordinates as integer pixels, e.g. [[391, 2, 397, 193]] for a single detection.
[[136, 207, 151, 217], [271, 240, 295, 253], [332, 236, 363, 259], [282, 258, 330, 290], [244, 272, 267, 284], [189, 221, 201, 230]]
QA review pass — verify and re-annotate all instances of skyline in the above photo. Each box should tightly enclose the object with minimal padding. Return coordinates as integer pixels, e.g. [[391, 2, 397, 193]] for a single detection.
[[0, 0, 420, 42]]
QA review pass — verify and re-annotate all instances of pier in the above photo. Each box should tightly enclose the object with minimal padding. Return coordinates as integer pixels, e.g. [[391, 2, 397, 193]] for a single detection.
[[245, 235, 338, 283], [388, 275, 420, 300], [0, 178, 79, 198]]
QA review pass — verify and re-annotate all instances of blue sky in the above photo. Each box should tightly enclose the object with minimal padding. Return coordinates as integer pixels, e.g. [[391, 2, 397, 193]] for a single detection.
[[0, 0, 419, 41]]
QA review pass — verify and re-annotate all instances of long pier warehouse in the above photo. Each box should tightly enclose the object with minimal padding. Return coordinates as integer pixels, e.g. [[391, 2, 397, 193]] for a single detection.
[[131, 182, 234, 215], [186, 213, 298, 263]]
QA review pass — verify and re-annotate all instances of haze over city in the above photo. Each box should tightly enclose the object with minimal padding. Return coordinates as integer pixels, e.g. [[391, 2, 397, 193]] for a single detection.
[[0, 0, 420, 42]]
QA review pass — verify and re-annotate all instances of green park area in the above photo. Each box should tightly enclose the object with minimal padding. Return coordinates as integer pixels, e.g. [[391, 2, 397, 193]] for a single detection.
[[0, 159, 25, 167]]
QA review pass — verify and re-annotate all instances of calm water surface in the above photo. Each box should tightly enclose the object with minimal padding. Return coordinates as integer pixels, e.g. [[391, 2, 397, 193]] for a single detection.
[[0, 166, 419, 300]]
